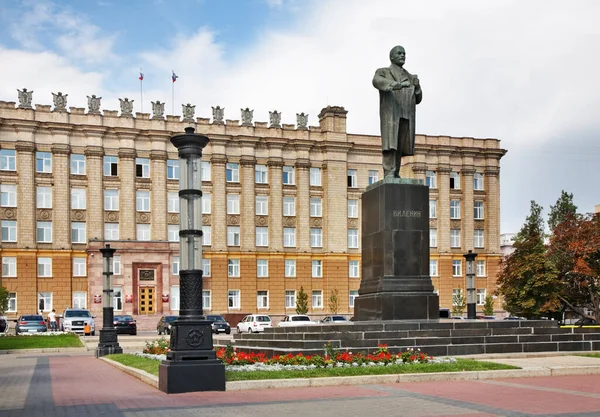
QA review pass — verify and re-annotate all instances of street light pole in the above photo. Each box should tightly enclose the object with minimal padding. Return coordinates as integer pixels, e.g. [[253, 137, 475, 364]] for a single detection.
[[96, 244, 122, 357], [464, 250, 478, 320], [158, 127, 225, 393]]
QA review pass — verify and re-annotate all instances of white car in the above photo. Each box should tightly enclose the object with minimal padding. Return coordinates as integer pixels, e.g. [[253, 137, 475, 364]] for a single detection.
[[237, 315, 272, 333], [60, 309, 96, 335], [277, 315, 316, 327]]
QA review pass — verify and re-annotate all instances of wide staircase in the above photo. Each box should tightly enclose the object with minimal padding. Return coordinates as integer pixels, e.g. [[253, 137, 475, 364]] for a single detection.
[[223, 320, 600, 357]]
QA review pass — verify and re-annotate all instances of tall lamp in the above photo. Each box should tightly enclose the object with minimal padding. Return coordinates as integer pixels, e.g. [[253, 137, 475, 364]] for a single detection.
[[96, 244, 123, 357], [463, 250, 478, 320], [158, 127, 225, 393]]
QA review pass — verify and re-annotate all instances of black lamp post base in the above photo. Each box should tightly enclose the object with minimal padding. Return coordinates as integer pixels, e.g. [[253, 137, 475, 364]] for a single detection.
[[158, 360, 226, 393], [467, 303, 477, 319], [95, 329, 123, 357]]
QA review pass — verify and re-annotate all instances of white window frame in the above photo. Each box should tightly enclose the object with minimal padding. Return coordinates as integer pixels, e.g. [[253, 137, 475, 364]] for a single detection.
[[167, 159, 179, 180], [113, 256, 121, 275], [2, 220, 17, 242], [430, 259, 438, 276], [349, 290, 359, 308], [312, 290, 323, 308], [310, 228, 322, 248], [104, 189, 119, 211], [113, 286, 123, 311], [309, 167, 321, 186], [103, 156, 118, 176], [283, 196, 295, 216], [283, 227, 296, 247], [349, 260, 359, 278], [450, 171, 460, 189], [257, 259, 269, 277], [452, 260, 462, 277], [203, 290, 211, 310], [7, 292, 17, 312], [136, 224, 151, 241], [227, 226, 240, 246], [257, 290, 269, 309], [474, 229, 485, 248], [450, 200, 461, 219], [37, 221, 52, 243], [347, 169, 357, 188], [474, 201, 484, 220], [38, 257, 52, 277], [73, 291, 87, 309], [1, 184, 17, 207], [172, 256, 180, 275], [2, 256, 17, 277], [450, 229, 461, 248], [201, 193, 211, 214], [476, 260, 486, 277], [202, 258, 211, 276], [136, 190, 150, 212], [282, 166, 295, 185], [36, 186, 52, 209], [430, 228, 437, 248], [348, 200, 358, 218], [202, 225, 212, 246], [255, 164, 268, 184], [168, 225, 179, 242], [0, 149, 16, 171], [70, 154, 86, 175], [255, 195, 268, 215], [36, 152, 52, 173], [226, 163, 239, 183], [285, 290, 296, 308], [228, 259, 240, 277], [474, 172, 484, 190], [310, 198, 322, 217], [170, 286, 180, 311], [135, 157, 150, 178], [201, 161, 211, 181], [38, 292, 52, 312], [368, 170, 379, 185], [256, 227, 269, 247], [284, 259, 296, 277], [429, 199, 437, 219], [105, 223, 119, 241], [71, 222, 86, 244], [476, 289, 486, 306], [228, 290, 240, 309], [426, 170, 437, 188], [348, 229, 359, 249], [168, 192, 179, 213], [226, 194, 240, 214], [312, 260, 322, 278], [71, 188, 86, 210]]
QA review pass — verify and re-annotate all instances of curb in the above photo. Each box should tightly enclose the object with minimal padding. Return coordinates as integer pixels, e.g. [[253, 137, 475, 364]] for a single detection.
[[0, 347, 88, 354]]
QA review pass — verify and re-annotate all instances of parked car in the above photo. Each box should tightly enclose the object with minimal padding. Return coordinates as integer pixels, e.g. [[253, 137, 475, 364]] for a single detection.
[[320, 315, 350, 324], [113, 315, 137, 335], [277, 314, 316, 327], [574, 318, 597, 326], [205, 315, 231, 334], [15, 314, 48, 334], [60, 309, 95, 335], [237, 315, 273, 333], [504, 316, 526, 320], [157, 315, 178, 335], [0, 316, 8, 333]]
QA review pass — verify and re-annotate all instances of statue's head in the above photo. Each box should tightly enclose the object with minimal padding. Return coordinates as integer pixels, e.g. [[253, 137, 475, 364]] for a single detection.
[[389, 45, 406, 66]]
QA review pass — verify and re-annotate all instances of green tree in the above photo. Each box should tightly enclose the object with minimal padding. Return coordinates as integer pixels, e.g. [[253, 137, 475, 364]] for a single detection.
[[496, 201, 560, 318], [328, 289, 339, 314], [482, 295, 495, 316], [452, 289, 466, 316], [548, 190, 578, 233], [296, 286, 309, 315], [0, 286, 10, 315]]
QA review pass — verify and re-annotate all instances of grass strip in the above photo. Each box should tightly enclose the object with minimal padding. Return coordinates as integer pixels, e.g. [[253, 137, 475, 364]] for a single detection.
[[578, 353, 600, 359], [105, 354, 518, 380], [0, 334, 83, 350]]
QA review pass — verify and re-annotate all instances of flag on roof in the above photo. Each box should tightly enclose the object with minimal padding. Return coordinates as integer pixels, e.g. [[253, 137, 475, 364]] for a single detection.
[[139, 71, 144, 81], [172, 71, 178, 82]]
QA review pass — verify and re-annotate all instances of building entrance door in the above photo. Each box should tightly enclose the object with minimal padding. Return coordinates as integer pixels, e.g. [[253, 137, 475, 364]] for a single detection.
[[139, 287, 155, 314]]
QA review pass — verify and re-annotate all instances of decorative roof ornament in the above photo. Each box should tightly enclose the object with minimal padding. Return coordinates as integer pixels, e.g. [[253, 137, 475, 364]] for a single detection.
[[119, 98, 134, 117], [182, 103, 195, 122], [296, 112, 309, 130], [52, 92, 68, 112], [87, 95, 102, 114], [151, 101, 165, 119], [212, 106, 224, 124], [241, 107, 253, 126], [17, 88, 33, 109], [269, 110, 281, 128]]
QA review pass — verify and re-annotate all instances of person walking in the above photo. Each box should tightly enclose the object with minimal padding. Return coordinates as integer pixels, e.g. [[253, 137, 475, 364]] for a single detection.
[[48, 309, 57, 331]]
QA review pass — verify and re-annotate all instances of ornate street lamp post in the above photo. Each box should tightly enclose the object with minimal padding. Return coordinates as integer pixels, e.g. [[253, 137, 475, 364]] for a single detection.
[[464, 250, 478, 320], [158, 127, 225, 393], [96, 244, 123, 357]]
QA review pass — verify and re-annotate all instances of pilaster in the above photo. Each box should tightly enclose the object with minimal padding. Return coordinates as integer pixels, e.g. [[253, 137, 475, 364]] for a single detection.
[[268, 157, 284, 251], [485, 167, 500, 253], [211, 154, 227, 251], [15, 141, 36, 247], [85, 146, 104, 240], [437, 165, 451, 251], [118, 148, 136, 240], [240, 157, 256, 251], [462, 166, 475, 251], [151, 150, 168, 241], [296, 159, 311, 251], [51, 144, 70, 248]]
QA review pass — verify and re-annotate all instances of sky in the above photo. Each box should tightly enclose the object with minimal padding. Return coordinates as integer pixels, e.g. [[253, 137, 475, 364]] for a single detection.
[[0, 0, 599, 234]]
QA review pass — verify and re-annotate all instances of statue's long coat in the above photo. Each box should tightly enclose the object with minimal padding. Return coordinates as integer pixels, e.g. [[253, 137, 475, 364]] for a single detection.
[[372, 65, 422, 155]]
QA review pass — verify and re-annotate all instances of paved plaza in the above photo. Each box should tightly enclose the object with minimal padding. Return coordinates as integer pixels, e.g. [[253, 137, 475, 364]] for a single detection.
[[2, 353, 600, 416]]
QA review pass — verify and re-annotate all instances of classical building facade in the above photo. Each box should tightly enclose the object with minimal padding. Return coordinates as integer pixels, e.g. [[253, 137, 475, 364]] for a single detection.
[[0, 91, 506, 321]]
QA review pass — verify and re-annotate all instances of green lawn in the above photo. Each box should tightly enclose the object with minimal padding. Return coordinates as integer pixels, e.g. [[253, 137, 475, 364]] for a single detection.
[[105, 354, 518, 381], [0, 334, 83, 350], [578, 353, 600, 359]]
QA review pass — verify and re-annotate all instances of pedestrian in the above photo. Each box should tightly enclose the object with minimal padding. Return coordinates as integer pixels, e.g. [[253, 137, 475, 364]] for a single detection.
[[48, 309, 57, 331]]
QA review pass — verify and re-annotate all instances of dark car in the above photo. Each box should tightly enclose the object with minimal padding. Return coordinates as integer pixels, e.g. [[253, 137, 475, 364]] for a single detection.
[[205, 315, 231, 334], [15, 315, 48, 334], [157, 315, 178, 335], [113, 315, 137, 335], [575, 318, 597, 326], [321, 315, 350, 324], [0, 316, 8, 333]]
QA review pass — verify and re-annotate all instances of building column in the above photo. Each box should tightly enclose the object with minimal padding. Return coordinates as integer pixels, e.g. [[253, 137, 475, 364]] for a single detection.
[[211, 154, 227, 251], [295, 159, 311, 252], [118, 148, 136, 240], [437, 165, 451, 252], [240, 157, 256, 251], [462, 167, 475, 251], [51, 144, 71, 249], [15, 141, 36, 247], [324, 159, 348, 252], [85, 146, 104, 240], [151, 150, 168, 241], [485, 167, 501, 253], [268, 158, 284, 252]]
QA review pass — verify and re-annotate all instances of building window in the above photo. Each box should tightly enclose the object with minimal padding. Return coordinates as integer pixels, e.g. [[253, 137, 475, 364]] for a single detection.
[[312, 290, 323, 308], [426, 171, 437, 188], [71, 154, 86, 175], [73, 291, 87, 309], [347, 169, 357, 187], [450, 200, 461, 219], [349, 290, 359, 308], [105, 223, 119, 241], [0, 149, 16, 171], [103, 156, 118, 176], [167, 159, 179, 179], [348, 229, 359, 248], [310, 228, 322, 248], [7, 292, 17, 312], [226, 163, 239, 182], [474, 172, 484, 190], [310, 198, 322, 217], [312, 260, 322, 278], [450, 171, 460, 189], [474, 229, 485, 248], [113, 287, 123, 311], [202, 258, 210, 276], [228, 290, 240, 309], [368, 170, 379, 185], [256, 227, 269, 247], [285, 290, 296, 308], [135, 158, 150, 178], [257, 259, 269, 277], [168, 225, 179, 242], [255, 164, 268, 184], [2, 256, 17, 277], [172, 256, 180, 275], [255, 195, 268, 215], [227, 226, 240, 246], [450, 229, 461, 248], [36, 186, 52, 209], [71, 188, 86, 210], [170, 286, 180, 311], [309, 167, 321, 186], [202, 226, 211, 246], [1, 220, 17, 242], [37, 221, 52, 243], [71, 222, 86, 244], [477, 289, 486, 306], [257, 291, 269, 308], [285, 260, 296, 277], [201, 193, 211, 214], [36, 152, 52, 173], [168, 192, 179, 213], [0, 184, 17, 207], [201, 161, 211, 181], [428, 200, 437, 219], [452, 289, 463, 306], [429, 228, 437, 248], [228, 259, 240, 277], [476, 260, 486, 277], [226, 194, 240, 214], [348, 200, 358, 218], [474, 201, 484, 220], [283, 227, 296, 247], [430, 259, 438, 276], [452, 260, 462, 276], [203, 290, 211, 310], [282, 166, 295, 185], [104, 189, 119, 211], [136, 191, 150, 212], [38, 292, 52, 312], [283, 197, 295, 216], [113, 256, 121, 275], [38, 257, 52, 277], [136, 224, 151, 241], [349, 260, 359, 278]]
